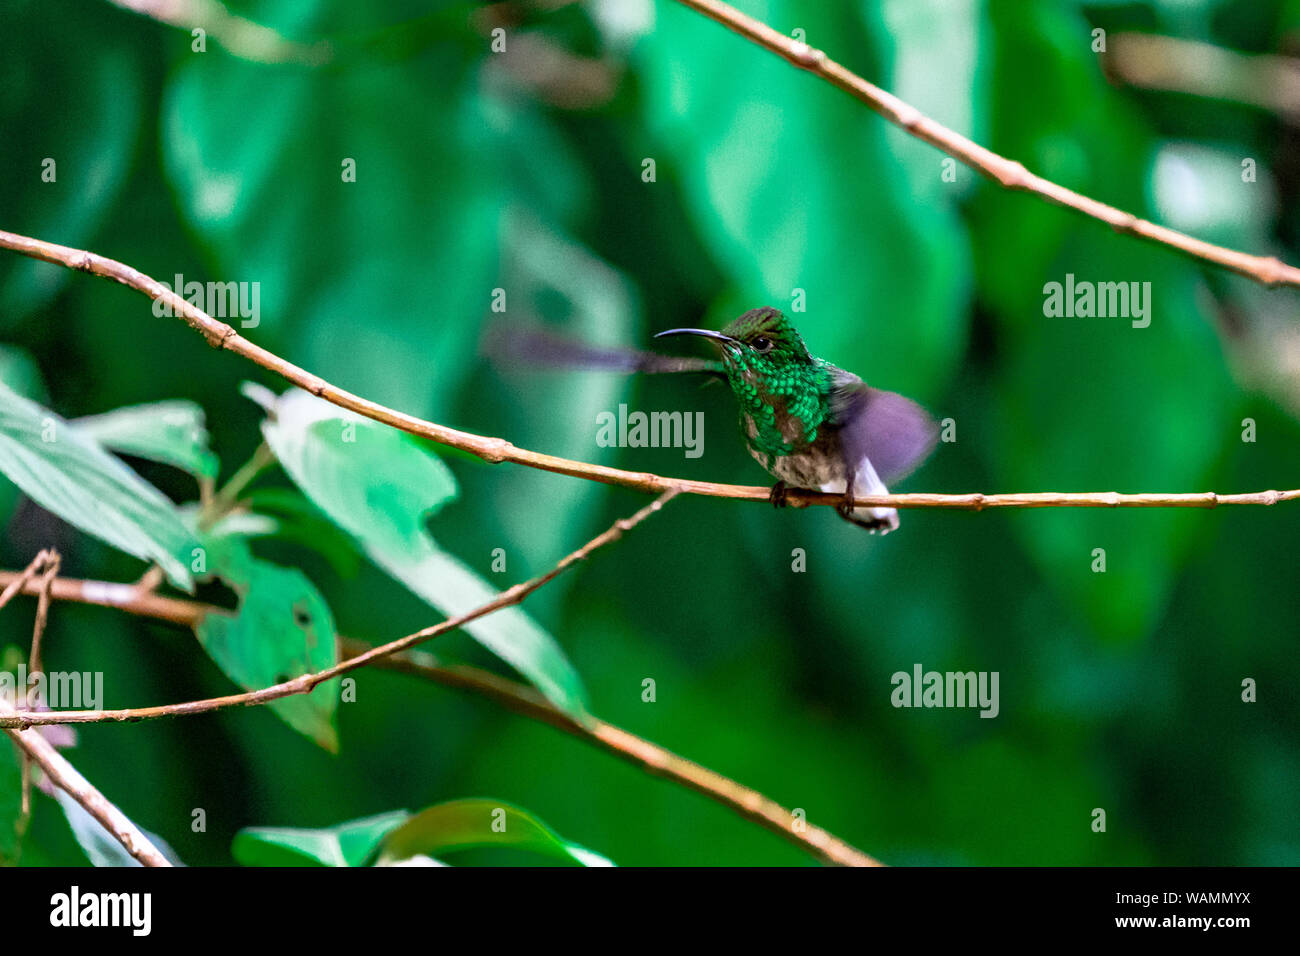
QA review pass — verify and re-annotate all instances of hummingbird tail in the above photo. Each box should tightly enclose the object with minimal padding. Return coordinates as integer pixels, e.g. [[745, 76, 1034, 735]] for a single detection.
[[826, 458, 899, 534], [837, 503, 900, 534]]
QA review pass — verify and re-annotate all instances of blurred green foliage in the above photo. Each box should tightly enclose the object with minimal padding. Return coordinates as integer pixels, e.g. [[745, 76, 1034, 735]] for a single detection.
[[1, 0, 1298, 865]]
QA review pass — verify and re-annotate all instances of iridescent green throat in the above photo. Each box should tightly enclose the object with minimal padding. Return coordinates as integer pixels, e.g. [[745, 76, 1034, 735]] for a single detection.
[[723, 351, 836, 461]]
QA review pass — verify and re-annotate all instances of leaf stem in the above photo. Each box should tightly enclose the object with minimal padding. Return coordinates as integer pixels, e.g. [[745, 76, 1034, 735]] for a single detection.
[[200, 441, 277, 529]]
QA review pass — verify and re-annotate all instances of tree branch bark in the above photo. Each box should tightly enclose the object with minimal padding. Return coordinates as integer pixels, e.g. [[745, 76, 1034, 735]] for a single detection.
[[0, 228, 1294, 513], [0, 565, 880, 867], [0, 492, 676, 731], [670, 0, 1300, 288], [1, 700, 172, 867]]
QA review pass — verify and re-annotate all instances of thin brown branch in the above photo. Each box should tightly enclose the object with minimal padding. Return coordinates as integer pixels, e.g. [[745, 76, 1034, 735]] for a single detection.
[[1106, 33, 1300, 123], [18, 745, 31, 821], [1, 701, 172, 867], [0, 491, 676, 730], [670, 0, 1300, 289], [0, 573, 206, 629], [133, 564, 167, 594], [0, 228, 1294, 513], [199, 440, 275, 528], [29, 551, 60, 678], [21, 551, 61, 821], [355, 644, 881, 867], [0, 565, 880, 867], [3, 552, 58, 824], [0, 550, 53, 613]]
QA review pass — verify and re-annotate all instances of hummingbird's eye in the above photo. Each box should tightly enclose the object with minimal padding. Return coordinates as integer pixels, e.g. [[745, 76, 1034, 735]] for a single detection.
[[751, 336, 773, 353]]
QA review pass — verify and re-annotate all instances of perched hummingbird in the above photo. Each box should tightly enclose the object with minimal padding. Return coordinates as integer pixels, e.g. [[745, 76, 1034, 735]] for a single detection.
[[655, 307, 938, 533], [488, 306, 939, 533]]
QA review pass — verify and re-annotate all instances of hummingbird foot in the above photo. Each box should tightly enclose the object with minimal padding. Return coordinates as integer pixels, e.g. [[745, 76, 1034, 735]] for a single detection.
[[768, 480, 789, 509], [835, 491, 899, 534]]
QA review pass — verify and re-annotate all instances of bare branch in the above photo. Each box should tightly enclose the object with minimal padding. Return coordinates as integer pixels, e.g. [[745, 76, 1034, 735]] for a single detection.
[[1, 701, 172, 866], [361, 644, 882, 867], [0, 550, 54, 613], [20, 551, 61, 821], [29, 551, 60, 678], [670, 0, 1300, 289], [0, 228, 1293, 513], [0, 564, 880, 867], [1105, 33, 1300, 122], [0, 491, 677, 730]]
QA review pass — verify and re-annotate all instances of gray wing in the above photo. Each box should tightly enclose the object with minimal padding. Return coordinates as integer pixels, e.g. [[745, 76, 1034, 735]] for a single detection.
[[483, 323, 724, 377], [832, 381, 940, 485]]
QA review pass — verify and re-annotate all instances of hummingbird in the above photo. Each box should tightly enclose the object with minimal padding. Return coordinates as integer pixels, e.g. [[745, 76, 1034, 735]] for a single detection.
[[487, 306, 939, 533]]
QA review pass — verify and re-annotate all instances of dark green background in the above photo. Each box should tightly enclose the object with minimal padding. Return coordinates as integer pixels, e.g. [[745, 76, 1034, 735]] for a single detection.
[[2, 0, 1298, 865]]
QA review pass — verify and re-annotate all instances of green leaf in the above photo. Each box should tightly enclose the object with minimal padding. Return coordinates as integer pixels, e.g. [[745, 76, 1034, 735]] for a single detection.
[[1148, 142, 1273, 253], [233, 810, 411, 867], [868, 0, 988, 207], [0, 346, 45, 402], [0, 381, 198, 590], [967, 5, 1240, 640], [75, 400, 220, 481], [379, 799, 614, 867], [54, 789, 183, 867], [0, 737, 20, 864], [255, 386, 458, 555], [0, 346, 46, 527], [193, 531, 340, 750], [0, 0, 143, 327], [216, 486, 363, 578], [970, 0, 1131, 325], [491, 215, 635, 563], [258, 388, 590, 719], [162, 26, 502, 421], [205, 511, 278, 539], [984, 236, 1236, 639]]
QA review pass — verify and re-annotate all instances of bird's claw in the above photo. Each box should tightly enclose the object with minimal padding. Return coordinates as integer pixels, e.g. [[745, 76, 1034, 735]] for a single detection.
[[769, 480, 789, 509], [836, 490, 895, 534]]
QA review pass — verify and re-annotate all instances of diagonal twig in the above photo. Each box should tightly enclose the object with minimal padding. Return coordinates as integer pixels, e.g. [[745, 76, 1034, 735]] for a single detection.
[[669, 0, 1300, 289], [28, 551, 60, 679], [0, 700, 172, 867], [2, 564, 170, 867], [0, 550, 54, 614], [0, 563, 881, 867], [0, 491, 678, 730], [20, 550, 61, 821]]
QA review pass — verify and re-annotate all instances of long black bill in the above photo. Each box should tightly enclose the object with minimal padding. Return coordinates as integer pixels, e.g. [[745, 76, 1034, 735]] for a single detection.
[[654, 328, 737, 346]]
